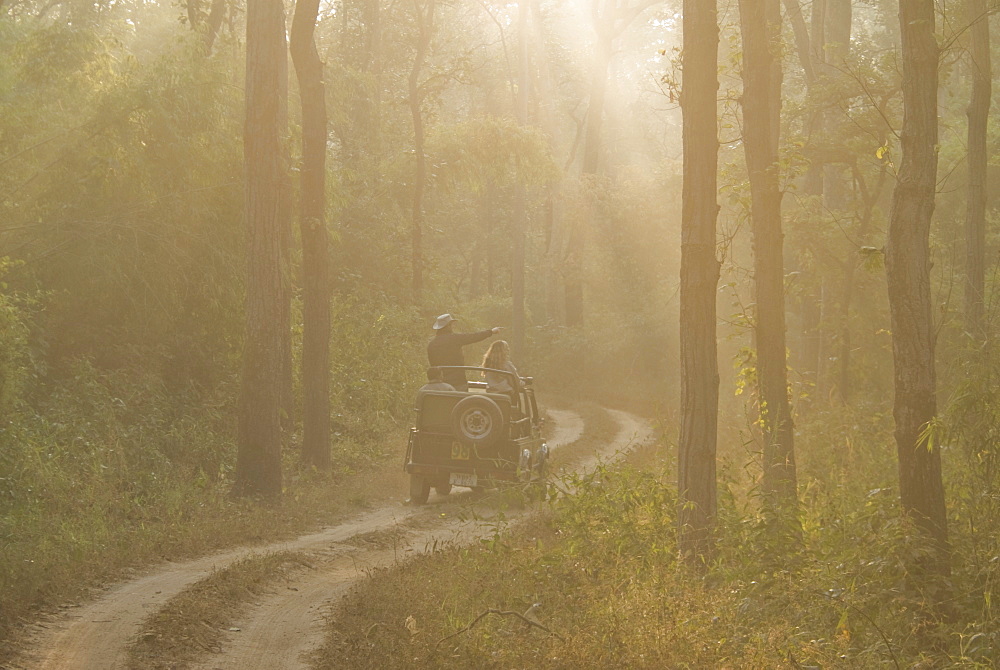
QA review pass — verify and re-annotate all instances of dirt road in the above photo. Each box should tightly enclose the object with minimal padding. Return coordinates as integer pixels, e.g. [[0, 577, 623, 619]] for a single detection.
[[16, 407, 651, 670]]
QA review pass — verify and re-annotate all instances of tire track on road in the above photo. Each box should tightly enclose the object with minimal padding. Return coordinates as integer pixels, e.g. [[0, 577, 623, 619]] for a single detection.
[[15, 408, 592, 670], [189, 408, 650, 670]]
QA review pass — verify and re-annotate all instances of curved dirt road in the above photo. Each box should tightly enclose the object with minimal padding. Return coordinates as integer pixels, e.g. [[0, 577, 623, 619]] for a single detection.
[[17, 407, 651, 670]]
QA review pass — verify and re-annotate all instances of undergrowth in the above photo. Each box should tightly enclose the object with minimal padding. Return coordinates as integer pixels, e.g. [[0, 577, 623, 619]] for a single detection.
[[315, 404, 999, 669], [0, 298, 432, 663]]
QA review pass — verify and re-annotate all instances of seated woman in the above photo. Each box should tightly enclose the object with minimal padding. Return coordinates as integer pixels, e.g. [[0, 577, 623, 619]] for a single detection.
[[481, 340, 519, 397]]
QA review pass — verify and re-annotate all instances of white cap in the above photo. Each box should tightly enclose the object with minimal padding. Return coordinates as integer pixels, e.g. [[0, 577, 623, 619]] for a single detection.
[[432, 313, 457, 330]]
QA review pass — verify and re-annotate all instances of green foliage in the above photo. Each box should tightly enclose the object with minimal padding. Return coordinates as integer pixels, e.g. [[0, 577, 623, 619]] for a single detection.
[[2, 14, 245, 380], [0, 259, 30, 414], [322, 400, 998, 668], [531, 309, 672, 411], [320, 299, 427, 470], [428, 116, 559, 192], [552, 464, 677, 570]]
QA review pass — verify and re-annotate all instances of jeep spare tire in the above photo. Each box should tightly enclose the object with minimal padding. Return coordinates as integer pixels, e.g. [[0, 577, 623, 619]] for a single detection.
[[450, 395, 503, 448]]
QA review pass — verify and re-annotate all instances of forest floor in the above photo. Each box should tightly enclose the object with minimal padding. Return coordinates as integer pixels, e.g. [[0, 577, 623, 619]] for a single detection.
[[9, 402, 652, 670]]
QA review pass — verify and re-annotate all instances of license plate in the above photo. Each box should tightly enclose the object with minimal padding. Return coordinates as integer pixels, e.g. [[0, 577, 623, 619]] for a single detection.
[[449, 472, 477, 488], [450, 441, 471, 460]]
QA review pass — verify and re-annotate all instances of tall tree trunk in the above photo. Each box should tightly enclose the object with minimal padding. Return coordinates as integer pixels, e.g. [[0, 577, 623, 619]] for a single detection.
[[822, 0, 851, 209], [836, 162, 887, 404], [823, 0, 855, 404], [365, 0, 382, 152], [566, 19, 612, 329], [965, 0, 991, 338], [739, 0, 797, 507], [204, 0, 226, 53], [678, 0, 721, 562], [278, 37, 294, 441], [783, 0, 821, 404], [234, 0, 288, 498], [187, 0, 202, 30], [531, 0, 565, 325], [886, 0, 949, 572], [511, 0, 529, 361], [408, 0, 435, 303], [291, 0, 332, 469], [566, 0, 613, 330], [543, 190, 564, 323]]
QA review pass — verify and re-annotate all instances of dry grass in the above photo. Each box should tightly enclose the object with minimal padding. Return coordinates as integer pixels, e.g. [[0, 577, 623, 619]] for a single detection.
[[311, 404, 998, 669], [125, 551, 311, 670], [1, 446, 408, 665]]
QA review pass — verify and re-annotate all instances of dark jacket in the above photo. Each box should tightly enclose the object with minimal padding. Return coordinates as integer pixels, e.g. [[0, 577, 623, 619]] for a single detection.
[[427, 329, 493, 390]]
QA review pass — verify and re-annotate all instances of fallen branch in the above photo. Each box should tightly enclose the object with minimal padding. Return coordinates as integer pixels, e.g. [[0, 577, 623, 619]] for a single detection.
[[435, 608, 566, 649]]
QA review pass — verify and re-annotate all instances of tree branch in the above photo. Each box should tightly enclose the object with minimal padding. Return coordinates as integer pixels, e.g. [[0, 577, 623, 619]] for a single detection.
[[435, 608, 566, 649]]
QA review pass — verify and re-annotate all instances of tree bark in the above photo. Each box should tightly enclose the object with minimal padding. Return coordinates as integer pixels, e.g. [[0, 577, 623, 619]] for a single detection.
[[678, 0, 721, 562], [565, 17, 612, 328], [291, 0, 332, 469], [965, 0, 991, 338], [511, 0, 529, 361], [234, 0, 288, 498], [886, 0, 949, 571], [821, 0, 851, 209], [825, 1, 853, 403], [784, 0, 821, 403], [204, 0, 227, 54], [186, 0, 202, 30], [739, 0, 797, 507], [408, 0, 435, 303], [278, 31, 294, 443]]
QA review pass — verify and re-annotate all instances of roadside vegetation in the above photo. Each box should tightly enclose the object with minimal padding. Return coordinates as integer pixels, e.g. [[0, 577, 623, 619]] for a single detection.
[[0, 298, 427, 662], [318, 402, 999, 668], [4, 0, 1000, 667]]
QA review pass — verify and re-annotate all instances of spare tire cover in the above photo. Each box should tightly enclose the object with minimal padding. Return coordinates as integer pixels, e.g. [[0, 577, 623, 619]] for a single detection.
[[450, 395, 504, 448]]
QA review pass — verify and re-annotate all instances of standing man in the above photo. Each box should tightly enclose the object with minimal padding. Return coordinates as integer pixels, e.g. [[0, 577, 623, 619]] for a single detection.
[[427, 313, 503, 391]]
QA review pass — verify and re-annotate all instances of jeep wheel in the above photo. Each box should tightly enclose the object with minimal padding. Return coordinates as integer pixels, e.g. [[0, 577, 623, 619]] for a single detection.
[[434, 479, 453, 496], [409, 475, 430, 505], [450, 395, 503, 448]]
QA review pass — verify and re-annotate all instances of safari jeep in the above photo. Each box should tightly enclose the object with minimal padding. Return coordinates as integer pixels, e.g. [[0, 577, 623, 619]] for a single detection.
[[403, 366, 548, 504]]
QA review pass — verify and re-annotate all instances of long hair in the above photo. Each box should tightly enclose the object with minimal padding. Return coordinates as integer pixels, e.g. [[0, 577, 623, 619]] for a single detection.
[[482, 340, 510, 371]]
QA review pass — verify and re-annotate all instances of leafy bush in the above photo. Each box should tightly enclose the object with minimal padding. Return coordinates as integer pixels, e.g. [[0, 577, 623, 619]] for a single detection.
[[319, 400, 1000, 668]]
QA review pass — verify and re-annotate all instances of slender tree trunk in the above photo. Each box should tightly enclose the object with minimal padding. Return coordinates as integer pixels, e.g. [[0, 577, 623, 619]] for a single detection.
[[801, 0, 828, 398], [825, 1, 853, 403], [783, 0, 821, 403], [278, 38, 294, 440], [965, 0, 991, 338], [565, 24, 612, 328], [408, 0, 434, 303], [365, 0, 382, 152], [542, 191, 562, 323], [678, 0, 721, 562], [822, 0, 851, 209], [531, 0, 566, 325], [234, 0, 288, 498], [511, 0, 529, 361], [886, 0, 949, 572], [836, 163, 886, 403], [204, 0, 226, 53], [291, 0, 332, 469], [739, 0, 797, 507], [484, 184, 498, 296], [187, 0, 202, 30]]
